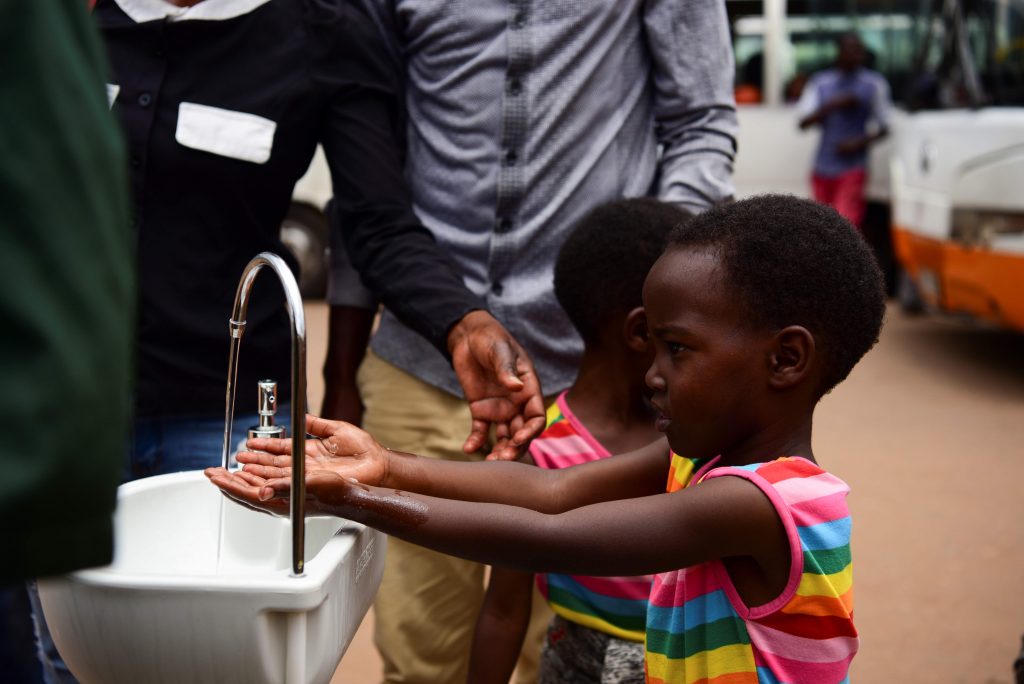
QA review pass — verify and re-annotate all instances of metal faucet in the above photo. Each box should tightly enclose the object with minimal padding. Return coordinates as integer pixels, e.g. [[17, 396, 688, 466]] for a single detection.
[[221, 252, 306, 576]]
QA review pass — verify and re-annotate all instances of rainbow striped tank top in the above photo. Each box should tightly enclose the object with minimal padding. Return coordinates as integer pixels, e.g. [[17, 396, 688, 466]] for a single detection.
[[645, 455, 857, 683], [531, 394, 698, 642]]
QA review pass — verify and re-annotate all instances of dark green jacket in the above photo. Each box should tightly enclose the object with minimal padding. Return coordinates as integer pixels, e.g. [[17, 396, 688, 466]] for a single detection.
[[0, 0, 133, 582]]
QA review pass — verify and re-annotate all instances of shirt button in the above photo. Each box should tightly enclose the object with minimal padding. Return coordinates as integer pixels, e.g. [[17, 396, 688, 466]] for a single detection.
[[508, 79, 522, 96], [504, 150, 518, 166], [130, 155, 141, 168], [497, 217, 512, 233], [137, 92, 152, 107], [512, 11, 526, 29], [491, 282, 504, 296]]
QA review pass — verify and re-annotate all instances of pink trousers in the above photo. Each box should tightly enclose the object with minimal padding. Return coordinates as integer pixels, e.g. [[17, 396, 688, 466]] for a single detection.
[[812, 168, 866, 229]]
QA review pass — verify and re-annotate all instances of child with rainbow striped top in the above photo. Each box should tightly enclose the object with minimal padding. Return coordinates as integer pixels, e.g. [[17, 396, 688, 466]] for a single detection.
[[468, 199, 695, 683], [208, 194, 885, 683]]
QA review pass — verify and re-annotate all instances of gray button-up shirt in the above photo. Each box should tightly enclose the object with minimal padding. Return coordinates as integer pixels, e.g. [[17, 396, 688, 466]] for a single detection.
[[349, 0, 737, 397]]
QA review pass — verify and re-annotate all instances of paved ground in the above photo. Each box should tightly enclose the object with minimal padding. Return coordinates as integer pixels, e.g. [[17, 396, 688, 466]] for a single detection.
[[301, 301, 1024, 684]]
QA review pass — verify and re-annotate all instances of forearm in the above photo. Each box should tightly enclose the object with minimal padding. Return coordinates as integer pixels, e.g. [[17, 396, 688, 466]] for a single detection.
[[341, 206, 484, 352], [799, 109, 825, 129], [469, 568, 534, 684], [320, 305, 374, 422], [321, 40, 484, 353], [323, 305, 374, 383], [380, 440, 668, 513], [324, 483, 681, 576], [381, 451, 563, 512]]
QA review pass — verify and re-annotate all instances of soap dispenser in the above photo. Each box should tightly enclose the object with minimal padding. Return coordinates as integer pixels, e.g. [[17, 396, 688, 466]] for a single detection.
[[248, 379, 286, 441]]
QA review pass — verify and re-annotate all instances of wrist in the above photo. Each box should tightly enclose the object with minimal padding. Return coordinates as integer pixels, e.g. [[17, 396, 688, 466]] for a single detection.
[[446, 309, 493, 355], [379, 447, 396, 488]]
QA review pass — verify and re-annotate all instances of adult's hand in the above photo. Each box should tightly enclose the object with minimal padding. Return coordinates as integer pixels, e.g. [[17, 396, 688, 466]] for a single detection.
[[446, 310, 545, 460]]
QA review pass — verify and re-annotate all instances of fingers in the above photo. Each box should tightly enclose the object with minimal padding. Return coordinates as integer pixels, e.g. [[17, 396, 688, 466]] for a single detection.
[[245, 436, 292, 456], [235, 469, 268, 487], [237, 450, 292, 467], [511, 377, 546, 447], [485, 438, 519, 461], [306, 413, 348, 438], [240, 463, 290, 479], [487, 339, 525, 391], [511, 414, 546, 447], [204, 467, 287, 515], [462, 418, 489, 454]]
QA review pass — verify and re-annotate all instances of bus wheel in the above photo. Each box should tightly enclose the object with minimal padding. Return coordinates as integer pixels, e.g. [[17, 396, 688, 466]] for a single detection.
[[280, 203, 328, 299]]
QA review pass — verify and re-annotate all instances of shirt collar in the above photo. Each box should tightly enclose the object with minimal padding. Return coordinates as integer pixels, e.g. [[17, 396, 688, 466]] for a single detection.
[[114, 0, 274, 23]]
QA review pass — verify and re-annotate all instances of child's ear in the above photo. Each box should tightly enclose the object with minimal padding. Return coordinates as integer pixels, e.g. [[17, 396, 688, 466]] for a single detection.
[[768, 325, 815, 390], [623, 307, 649, 352]]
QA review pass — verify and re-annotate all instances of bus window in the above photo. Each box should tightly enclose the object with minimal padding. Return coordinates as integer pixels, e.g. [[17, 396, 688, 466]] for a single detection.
[[905, 0, 1024, 109], [728, 0, 924, 106]]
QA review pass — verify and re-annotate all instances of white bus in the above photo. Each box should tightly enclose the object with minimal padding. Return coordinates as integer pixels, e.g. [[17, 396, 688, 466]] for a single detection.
[[889, 0, 1024, 331]]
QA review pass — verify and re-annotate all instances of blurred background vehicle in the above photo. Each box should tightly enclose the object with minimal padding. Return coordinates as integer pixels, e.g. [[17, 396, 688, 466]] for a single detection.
[[890, 0, 1024, 332]]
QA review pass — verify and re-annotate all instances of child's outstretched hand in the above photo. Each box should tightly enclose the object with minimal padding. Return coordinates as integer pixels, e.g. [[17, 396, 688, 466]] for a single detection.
[[236, 414, 390, 489], [204, 466, 368, 519]]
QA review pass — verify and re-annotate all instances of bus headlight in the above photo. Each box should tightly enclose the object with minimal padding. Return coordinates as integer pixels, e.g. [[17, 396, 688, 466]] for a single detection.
[[951, 209, 1024, 248]]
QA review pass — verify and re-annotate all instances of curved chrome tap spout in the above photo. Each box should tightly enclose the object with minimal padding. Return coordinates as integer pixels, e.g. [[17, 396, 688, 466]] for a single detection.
[[221, 252, 306, 576]]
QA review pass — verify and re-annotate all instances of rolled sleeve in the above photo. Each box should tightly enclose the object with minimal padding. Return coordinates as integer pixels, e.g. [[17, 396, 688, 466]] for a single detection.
[[644, 0, 738, 211]]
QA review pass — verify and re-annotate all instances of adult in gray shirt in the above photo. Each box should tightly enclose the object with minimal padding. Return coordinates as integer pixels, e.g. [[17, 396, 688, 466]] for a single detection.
[[328, 2, 737, 682]]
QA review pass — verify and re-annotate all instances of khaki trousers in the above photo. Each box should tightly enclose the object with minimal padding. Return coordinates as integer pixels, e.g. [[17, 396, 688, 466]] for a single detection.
[[358, 350, 551, 684]]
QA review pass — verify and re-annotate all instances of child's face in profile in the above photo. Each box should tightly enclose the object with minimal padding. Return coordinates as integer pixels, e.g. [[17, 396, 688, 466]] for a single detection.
[[642, 247, 771, 460]]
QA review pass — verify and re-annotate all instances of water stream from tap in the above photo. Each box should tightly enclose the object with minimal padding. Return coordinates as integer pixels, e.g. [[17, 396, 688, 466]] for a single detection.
[[216, 333, 244, 570]]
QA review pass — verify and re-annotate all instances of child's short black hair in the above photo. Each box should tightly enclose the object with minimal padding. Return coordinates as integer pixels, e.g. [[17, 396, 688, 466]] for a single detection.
[[667, 194, 885, 395], [555, 198, 690, 344]]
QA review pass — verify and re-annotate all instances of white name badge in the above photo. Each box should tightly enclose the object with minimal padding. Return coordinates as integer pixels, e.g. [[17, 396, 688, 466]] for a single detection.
[[174, 102, 276, 164]]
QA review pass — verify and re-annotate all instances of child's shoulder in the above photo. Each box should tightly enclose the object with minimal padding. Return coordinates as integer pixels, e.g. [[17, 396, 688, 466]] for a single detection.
[[699, 456, 850, 510]]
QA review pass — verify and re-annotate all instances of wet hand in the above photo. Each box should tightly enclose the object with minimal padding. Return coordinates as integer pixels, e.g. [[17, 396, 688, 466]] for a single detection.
[[447, 311, 546, 460], [204, 466, 366, 518], [239, 414, 390, 487]]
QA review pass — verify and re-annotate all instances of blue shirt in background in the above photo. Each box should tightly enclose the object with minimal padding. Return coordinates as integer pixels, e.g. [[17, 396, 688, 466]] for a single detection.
[[797, 67, 891, 177]]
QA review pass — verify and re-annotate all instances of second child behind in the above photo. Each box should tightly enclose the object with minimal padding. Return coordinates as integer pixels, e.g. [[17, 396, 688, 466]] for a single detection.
[[469, 199, 695, 683]]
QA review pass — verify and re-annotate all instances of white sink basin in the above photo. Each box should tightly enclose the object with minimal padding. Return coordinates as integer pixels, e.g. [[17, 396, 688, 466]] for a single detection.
[[38, 470, 385, 684]]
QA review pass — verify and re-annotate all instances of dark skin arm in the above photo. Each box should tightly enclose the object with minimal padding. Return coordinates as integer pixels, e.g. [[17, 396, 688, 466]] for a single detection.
[[834, 127, 888, 155], [318, 13, 545, 458], [206, 461, 788, 587], [798, 92, 859, 129], [469, 567, 534, 684], [237, 416, 670, 513], [320, 305, 374, 425], [318, 299, 544, 455], [206, 418, 790, 602], [798, 92, 887, 155]]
